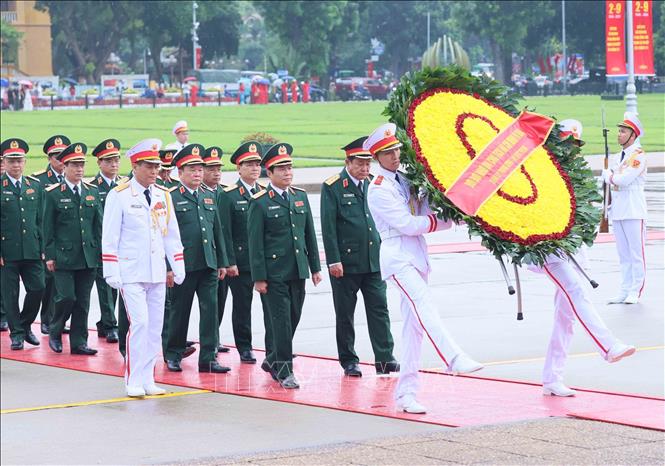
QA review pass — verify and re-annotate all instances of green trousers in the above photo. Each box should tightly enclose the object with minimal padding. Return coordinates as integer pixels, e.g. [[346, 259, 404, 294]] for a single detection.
[[1, 259, 45, 339], [165, 268, 219, 364], [227, 271, 255, 352], [40, 269, 55, 325], [329, 271, 395, 367], [216, 274, 229, 346], [50, 268, 96, 348], [262, 278, 305, 380], [95, 267, 118, 331]]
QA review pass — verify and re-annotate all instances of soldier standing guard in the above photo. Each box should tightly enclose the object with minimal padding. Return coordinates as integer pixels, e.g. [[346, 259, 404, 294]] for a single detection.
[[164, 144, 231, 373], [321, 137, 399, 377], [102, 139, 185, 397], [1, 139, 45, 349], [33, 134, 70, 335], [201, 145, 232, 354], [365, 123, 483, 414], [248, 143, 322, 388], [219, 142, 267, 364], [91, 139, 125, 344], [0, 153, 7, 332], [602, 112, 648, 304], [43, 143, 102, 356]]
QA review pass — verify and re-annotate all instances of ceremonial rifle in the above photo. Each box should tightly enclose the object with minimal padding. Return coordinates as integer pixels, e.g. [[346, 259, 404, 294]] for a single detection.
[[600, 107, 610, 233]]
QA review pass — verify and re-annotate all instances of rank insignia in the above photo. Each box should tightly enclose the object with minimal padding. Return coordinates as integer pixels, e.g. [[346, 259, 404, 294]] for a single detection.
[[343, 179, 349, 188], [631, 159, 641, 168], [204, 198, 214, 204]]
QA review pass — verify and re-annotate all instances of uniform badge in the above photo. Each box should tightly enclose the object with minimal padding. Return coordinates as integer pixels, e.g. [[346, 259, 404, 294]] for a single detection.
[[75, 145, 83, 153], [153, 201, 165, 210], [211, 148, 218, 157], [204, 198, 214, 204], [10, 140, 18, 149], [239, 186, 245, 196], [85, 195, 95, 201], [2, 179, 7, 187], [278, 145, 287, 155], [631, 159, 641, 168], [268, 190, 275, 198], [98, 178, 103, 184], [294, 200, 304, 207], [343, 179, 349, 188], [55, 137, 62, 146], [249, 143, 257, 153], [106, 140, 114, 150], [60, 185, 66, 191]]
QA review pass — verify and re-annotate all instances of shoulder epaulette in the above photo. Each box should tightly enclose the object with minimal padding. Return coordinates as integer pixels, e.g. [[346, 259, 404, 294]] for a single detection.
[[202, 185, 213, 192], [83, 181, 96, 189], [258, 182, 267, 189], [45, 183, 61, 192], [114, 183, 130, 192], [291, 186, 306, 192], [220, 183, 228, 189], [32, 169, 47, 177], [224, 184, 239, 192], [368, 174, 375, 180], [27, 175, 40, 182], [154, 184, 168, 191], [168, 186, 178, 193], [251, 189, 266, 199], [634, 148, 644, 155], [324, 174, 340, 186], [117, 177, 129, 184]]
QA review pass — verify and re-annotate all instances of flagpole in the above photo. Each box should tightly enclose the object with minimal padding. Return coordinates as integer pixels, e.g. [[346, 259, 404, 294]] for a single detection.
[[625, 0, 638, 113]]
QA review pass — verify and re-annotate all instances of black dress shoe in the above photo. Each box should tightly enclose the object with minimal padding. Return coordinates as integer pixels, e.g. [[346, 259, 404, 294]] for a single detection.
[[261, 359, 278, 380], [10, 336, 24, 350], [199, 360, 231, 373], [166, 360, 182, 372], [375, 360, 400, 375], [71, 345, 98, 355], [344, 363, 363, 377], [97, 327, 108, 338], [183, 346, 196, 359], [40, 323, 49, 334], [186, 340, 195, 347], [217, 345, 230, 353], [49, 338, 62, 353], [239, 350, 257, 363], [1, 321, 9, 331], [63, 326, 70, 334], [106, 329, 119, 343], [24, 331, 40, 346]]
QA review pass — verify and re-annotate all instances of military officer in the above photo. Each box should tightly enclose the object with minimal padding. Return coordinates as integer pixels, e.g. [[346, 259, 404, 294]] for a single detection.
[[321, 137, 398, 377], [0, 153, 7, 332], [33, 134, 70, 335], [201, 145, 232, 354], [248, 143, 322, 388], [43, 142, 102, 355], [157, 143, 180, 189], [1, 138, 45, 349], [102, 138, 185, 397], [365, 123, 483, 414], [219, 142, 268, 364], [91, 139, 125, 343], [164, 144, 231, 373], [602, 112, 648, 304]]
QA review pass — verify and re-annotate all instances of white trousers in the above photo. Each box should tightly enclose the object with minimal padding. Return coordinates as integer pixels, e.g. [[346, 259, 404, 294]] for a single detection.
[[390, 266, 463, 401], [541, 260, 618, 384], [120, 282, 166, 389], [613, 219, 646, 297]]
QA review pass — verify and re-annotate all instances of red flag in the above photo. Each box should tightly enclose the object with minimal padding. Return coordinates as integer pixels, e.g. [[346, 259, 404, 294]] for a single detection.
[[633, 0, 654, 75], [606, 0, 627, 76]]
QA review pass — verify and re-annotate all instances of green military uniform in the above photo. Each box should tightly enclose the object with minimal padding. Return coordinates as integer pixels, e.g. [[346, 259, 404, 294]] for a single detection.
[[248, 143, 321, 382], [33, 134, 70, 333], [321, 159, 395, 370], [91, 138, 124, 341], [1, 139, 45, 348], [164, 144, 230, 371], [43, 143, 102, 353]]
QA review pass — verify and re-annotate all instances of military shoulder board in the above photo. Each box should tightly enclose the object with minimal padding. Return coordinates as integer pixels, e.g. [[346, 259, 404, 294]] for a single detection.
[[258, 182, 267, 189], [168, 186, 178, 193], [83, 181, 96, 189], [291, 186, 306, 192], [27, 175, 40, 183], [114, 183, 130, 192], [32, 169, 47, 177], [201, 185, 214, 192], [324, 174, 340, 186], [45, 183, 61, 192], [251, 190, 266, 199], [154, 184, 169, 191], [224, 185, 239, 193]]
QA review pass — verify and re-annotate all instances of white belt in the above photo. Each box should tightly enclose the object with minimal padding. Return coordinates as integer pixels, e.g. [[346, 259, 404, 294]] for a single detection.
[[379, 228, 402, 241]]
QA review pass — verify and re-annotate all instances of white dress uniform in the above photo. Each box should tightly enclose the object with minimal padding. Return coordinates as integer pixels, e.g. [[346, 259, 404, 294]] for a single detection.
[[604, 114, 647, 302], [102, 139, 185, 395], [365, 124, 482, 410], [170, 121, 188, 177]]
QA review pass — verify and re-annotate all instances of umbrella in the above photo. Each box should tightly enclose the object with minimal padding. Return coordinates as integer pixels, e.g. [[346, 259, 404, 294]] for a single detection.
[[183, 76, 197, 82], [0, 78, 8, 87], [61, 77, 77, 85], [18, 79, 33, 88]]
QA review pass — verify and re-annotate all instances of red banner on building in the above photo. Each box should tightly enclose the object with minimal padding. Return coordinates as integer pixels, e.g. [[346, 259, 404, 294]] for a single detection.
[[445, 112, 554, 217], [633, 0, 654, 75], [606, 0, 627, 76]]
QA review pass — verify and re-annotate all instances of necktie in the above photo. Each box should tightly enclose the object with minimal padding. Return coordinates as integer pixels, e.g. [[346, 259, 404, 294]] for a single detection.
[[357, 180, 364, 197], [144, 188, 151, 206], [193, 189, 198, 200], [620, 150, 625, 162], [72, 185, 80, 201], [14, 180, 21, 192], [282, 191, 289, 202], [58, 174, 63, 183], [250, 186, 257, 195]]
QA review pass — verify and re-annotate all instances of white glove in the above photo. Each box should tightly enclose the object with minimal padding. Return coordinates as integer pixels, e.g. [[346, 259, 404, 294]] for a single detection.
[[105, 276, 122, 290], [174, 273, 185, 285], [601, 168, 612, 184]]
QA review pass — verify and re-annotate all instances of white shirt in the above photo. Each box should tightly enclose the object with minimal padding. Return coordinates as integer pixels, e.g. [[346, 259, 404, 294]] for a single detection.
[[367, 165, 452, 279], [64, 178, 82, 194], [6, 173, 21, 189], [608, 140, 647, 220], [240, 178, 259, 193], [100, 173, 117, 186]]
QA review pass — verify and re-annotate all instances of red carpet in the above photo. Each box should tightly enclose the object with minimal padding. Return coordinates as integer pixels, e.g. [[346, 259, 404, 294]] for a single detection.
[[2, 327, 663, 431]]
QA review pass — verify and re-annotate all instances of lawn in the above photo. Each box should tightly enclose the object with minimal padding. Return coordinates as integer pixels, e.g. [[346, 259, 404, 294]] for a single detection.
[[1, 94, 662, 176]]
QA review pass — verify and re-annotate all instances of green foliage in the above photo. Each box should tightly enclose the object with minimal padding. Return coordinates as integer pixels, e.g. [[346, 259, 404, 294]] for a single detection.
[[1, 19, 23, 64], [384, 66, 601, 266], [241, 132, 279, 152], [655, 0, 665, 76]]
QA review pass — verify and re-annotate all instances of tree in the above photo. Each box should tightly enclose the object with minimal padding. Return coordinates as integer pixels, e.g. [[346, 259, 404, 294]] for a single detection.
[[197, 1, 241, 63], [36, 1, 135, 82], [1, 19, 23, 65]]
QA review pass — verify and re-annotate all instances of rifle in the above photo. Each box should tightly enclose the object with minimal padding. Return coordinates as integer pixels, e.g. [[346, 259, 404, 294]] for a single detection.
[[600, 107, 610, 233]]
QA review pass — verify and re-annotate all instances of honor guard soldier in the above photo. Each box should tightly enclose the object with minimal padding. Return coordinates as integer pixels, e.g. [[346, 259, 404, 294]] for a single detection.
[[1, 139, 45, 349], [321, 137, 399, 377], [102, 138, 185, 397], [218, 142, 267, 364], [602, 112, 648, 304], [43, 142, 102, 356], [248, 143, 322, 388], [164, 144, 231, 374], [170, 120, 189, 178], [365, 123, 483, 414], [33, 134, 70, 335], [0, 153, 7, 332], [201, 145, 233, 354], [91, 139, 124, 343], [157, 143, 180, 189]]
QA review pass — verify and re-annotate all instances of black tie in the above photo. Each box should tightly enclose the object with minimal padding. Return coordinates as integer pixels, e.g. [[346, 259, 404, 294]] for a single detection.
[[250, 186, 257, 195], [620, 150, 625, 162], [110, 178, 117, 189], [72, 185, 80, 201], [193, 189, 198, 200], [394, 174, 400, 184], [144, 188, 151, 206], [14, 180, 21, 193], [357, 180, 364, 196], [282, 191, 289, 202], [58, 175, 63, 183]]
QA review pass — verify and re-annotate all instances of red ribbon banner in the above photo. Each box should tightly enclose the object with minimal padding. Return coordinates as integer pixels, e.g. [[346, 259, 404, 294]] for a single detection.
[[633, 0, 654, 76], [445, 112, 555, 216], [606, 0, 627, 76]]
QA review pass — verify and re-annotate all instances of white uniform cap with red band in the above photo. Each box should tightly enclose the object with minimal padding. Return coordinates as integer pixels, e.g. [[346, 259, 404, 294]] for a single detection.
[[172, 120, 188, 136], [617, 111, 644, 138], [363, 123, 403, 156], [126, 138, 162, 164], [559, 119, 583, 141]]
